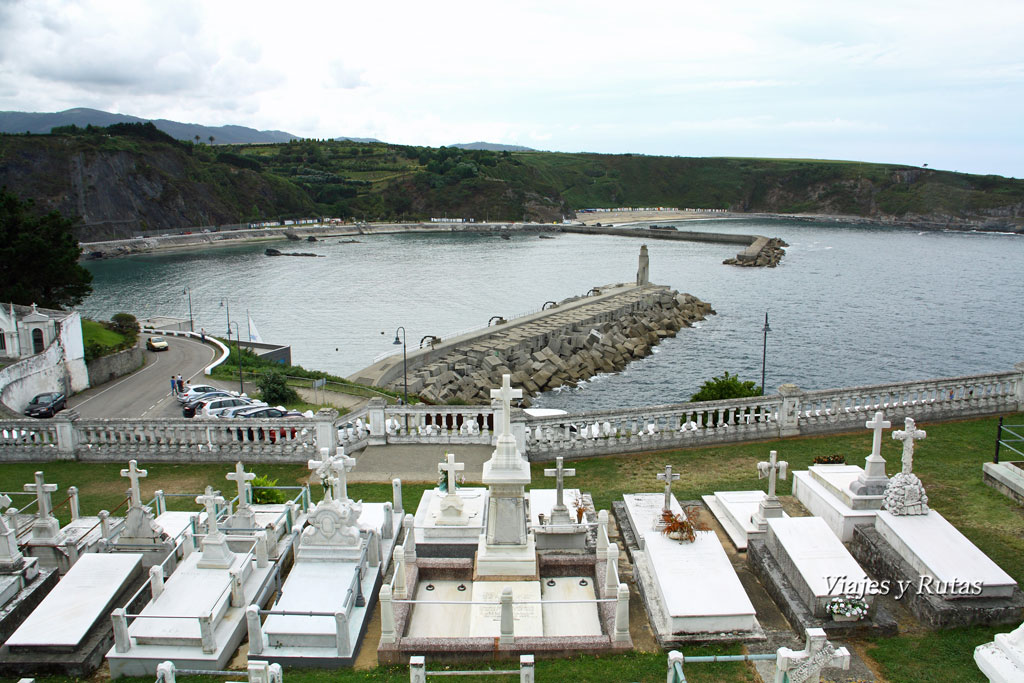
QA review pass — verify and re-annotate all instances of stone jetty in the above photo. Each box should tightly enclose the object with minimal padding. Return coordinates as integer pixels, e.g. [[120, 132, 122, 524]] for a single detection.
[[562, 225, 786, 267], [722, 237, 788, 267]]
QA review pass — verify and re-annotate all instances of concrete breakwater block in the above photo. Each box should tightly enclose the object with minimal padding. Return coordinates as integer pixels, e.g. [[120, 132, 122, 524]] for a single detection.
[[403, 285, 715, 404]]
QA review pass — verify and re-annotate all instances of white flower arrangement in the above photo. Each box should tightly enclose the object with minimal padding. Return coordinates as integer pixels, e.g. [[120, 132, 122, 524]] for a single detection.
[[825, 595, 868, 620]]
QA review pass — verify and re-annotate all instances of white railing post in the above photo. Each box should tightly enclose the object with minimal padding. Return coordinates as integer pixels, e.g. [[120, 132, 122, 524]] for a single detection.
[[367, 529, 380, 567], [409, 655, 426, 683], [597, 509, 609, 559], [67, 486, 80, 520], [379, 584, 396, 644], [393, 544, 408, 598], [150, 565, 164, 600], [255, 530, 269, 568], [154, 489, 166, 515], [314, 408, 339, 454], [1016, 361, 1024, 410], [667, 651, 684, 683], [335, 611, 350, 655], [392, 478, 404, 516], [778, 384, 803, 437], [382, 502, 394, 540], [53, 409, 79, 456], [229, 568, 245, 607], [605, 542, 619, 595], [367, 398, 387, 444], [614, 583, 630, 643], [246, 605, 264, 655], [98, 509, 110, 539], [520, 654, 535, 683], [156, 660, 177, 683], [199, 613, 216, 653], [403, 514, 416, 563], [111, 607, 130, 652], [499, 587, 515, 645]]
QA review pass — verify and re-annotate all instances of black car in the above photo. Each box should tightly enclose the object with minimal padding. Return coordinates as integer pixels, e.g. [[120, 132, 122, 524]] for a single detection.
[[24, 392, 66, 418]]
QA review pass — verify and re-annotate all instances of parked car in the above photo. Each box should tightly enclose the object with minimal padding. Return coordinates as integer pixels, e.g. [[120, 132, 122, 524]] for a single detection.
[[231, 406, 304, 443], [234, 406, 303, 419], [177, 385, 223, 404], [146, 336, 169, 351], [24, 392, 66, 418], [199, 397, 258, 418], [217, 402, 270, 418], [182, 392, 237, 417]]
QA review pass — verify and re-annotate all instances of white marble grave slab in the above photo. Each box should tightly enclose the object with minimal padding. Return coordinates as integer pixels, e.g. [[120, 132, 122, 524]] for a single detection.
[[875, 510, 1016, 599], [792, 469, 878, 542], [7, 553, 143, 648], [528, 488, 582, 526], [702, 490, 788, 550], [540, 576, 601, 636], [469, 581, 543, 638], [155, 511, 200, 541], [405, 579, 472, 638], [623, 493, 756, 634], [263, 562, 357, 647], [413, 488, 487, 543]]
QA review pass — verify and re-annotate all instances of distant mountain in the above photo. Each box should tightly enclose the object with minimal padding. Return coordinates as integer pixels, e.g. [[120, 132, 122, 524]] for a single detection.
[[451, 142, 535, 152], [335, 136, 383, 143], [0, 108, 298, 144]]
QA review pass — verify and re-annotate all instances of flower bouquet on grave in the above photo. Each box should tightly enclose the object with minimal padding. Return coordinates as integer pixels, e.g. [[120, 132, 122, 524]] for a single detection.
[[825, 595, 868, 622], [573, 494, 586, 522], [660, 506, 709, 544]]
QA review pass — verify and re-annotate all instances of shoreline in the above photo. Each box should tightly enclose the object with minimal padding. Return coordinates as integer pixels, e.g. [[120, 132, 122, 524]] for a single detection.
[[79, 212, 1021, 260]]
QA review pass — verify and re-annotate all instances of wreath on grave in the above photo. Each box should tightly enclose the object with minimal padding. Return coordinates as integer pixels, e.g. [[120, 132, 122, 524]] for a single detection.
[[825, 595, 868, 620], [660, 506, 709, 544]]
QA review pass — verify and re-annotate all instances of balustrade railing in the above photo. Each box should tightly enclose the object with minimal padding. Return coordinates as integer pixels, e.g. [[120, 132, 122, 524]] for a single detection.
[[381, 405, 495, 444]]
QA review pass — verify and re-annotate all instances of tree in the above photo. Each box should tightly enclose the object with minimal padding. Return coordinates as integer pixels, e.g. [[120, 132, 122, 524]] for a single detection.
[[689, 371, 762, 402], [0, 189, 93, 308], [208, 135, 215, 145], [257, 370, 299, 405]]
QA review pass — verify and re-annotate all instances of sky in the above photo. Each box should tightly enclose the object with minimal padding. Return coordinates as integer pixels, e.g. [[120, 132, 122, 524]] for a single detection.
[[1, 0, 1022, 177]]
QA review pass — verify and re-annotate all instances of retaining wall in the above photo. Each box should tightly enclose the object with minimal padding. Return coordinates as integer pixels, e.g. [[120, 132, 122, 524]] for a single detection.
[[86, 344, 143, 386]]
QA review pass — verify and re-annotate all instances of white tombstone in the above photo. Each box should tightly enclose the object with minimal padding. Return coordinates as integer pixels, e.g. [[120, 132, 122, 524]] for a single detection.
[[226, 461, 257, 530], [543, 456, 577, 525], [975, 621, 1024, 683], [774, 628, 850, 683], [119, 460, 166, 545], [23, 471, 60, 541], [656, 464, 680, 520], [752, 450, 788, 531], [437, 453, 466, 519], [883, 417, 929, 515], [195, 487, 234, 569], [850, 411, 891, 495], [0, 493, 25, 570]]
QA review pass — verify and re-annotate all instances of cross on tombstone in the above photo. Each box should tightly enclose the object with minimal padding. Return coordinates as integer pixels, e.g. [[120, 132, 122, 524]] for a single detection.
[[544, 456, 576, 510], [865, 411, 891, 459], [491, 373, 522, 438], [195, 486, 226, 535], [308, 452, 334, 501], [24, 471, 58, 518], [657, 464, 680, 512], [438, 453, 464, 494], [757, 450, 788, 499], [120, 460, 148, 508], [226, 461, 256, 507], [774, 627, 850, 683], [325, 450, 357, 502], [892, 417, 926, 475]]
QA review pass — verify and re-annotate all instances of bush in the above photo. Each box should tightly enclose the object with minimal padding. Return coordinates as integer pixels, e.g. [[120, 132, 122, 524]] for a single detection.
[[251, 474, 289, 504], [689, 371, 762, 402], [813, 454, 846, 465], [257, 370, 299, 405], [109, 312, 138, 338]]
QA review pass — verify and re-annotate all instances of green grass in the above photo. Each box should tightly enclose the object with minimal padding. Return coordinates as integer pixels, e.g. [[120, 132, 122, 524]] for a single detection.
[[81, 318, 126, 347], [3, 413, 1021, 682]]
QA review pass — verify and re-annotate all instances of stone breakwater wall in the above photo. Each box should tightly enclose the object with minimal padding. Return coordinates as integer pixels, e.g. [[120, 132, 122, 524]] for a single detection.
[[723, 237, 788, 267], [394, 286, 714, 405]]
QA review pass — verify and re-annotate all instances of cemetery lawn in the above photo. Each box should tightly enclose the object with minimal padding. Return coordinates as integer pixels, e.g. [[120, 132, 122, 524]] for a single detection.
[[5, 412, 1021, 683]]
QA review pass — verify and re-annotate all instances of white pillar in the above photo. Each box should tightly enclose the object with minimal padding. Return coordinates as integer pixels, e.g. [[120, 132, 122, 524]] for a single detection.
[[403, 514, 416, 563], [392, 478, 404, 515], [229, 568, 245, 607], [98, 509, 110, 539], [314, 407, 339, 455], [67, 486, 80, 520], [335, 611, 350, 655], [255, 530, 269, 568], [409, 655, 426, 683], [778, 384, 803, 437], [111, 607, 130, 652], [614, 583, 630, 643], [155, 489, 166, 515], [156, 661, 177, 683], [246, 605, 264, 655], [499, 587, 515, 645], [382, 502, 394, 540], [150, 565, 164, 600], [597, 509, 609, 559], [666, 651, 684, 683], [520, 654, 535, 683], [379, 585, 396, 644], [368, 398, 387, 443], [605, 542, 619, 595], [367, 529, 380, 567], [199, 613, 216, 653], [392, 545, 407, 599]]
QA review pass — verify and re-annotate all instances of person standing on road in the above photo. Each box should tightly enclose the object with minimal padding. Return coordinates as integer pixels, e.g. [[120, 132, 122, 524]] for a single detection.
[[200, 328, 206, 343], [171, 375, 178, 396], [176, 375, 184, 394]]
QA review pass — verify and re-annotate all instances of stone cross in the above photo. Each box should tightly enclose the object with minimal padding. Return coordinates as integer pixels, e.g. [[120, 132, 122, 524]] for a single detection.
[[892, 417, 926, 475], [657, 464, 680, 512], [757, 450, 788, 499], [438, 453, 464, 494], [120, 460, 148, 508], [544, 456, 576, 511], [308, 452, 334, 501], [774, 627, 850, 683], [866, 411, 891, 459], [0, 493, 11, 534], [326, 451, 357, 502], [24, 471, 58, 518], [491, 373, 522, 439], [226, 461, 256, 507], [195, 486, 225, 535]]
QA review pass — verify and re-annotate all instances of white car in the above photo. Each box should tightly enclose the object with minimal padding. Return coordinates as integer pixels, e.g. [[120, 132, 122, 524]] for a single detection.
[[177, 385, 224, 404], [199, 397, 258, 418], [217, 402, 270, 418]]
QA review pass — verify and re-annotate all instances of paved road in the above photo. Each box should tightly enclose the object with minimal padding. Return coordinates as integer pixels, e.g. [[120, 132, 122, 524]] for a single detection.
[[69, 333, 228, 419]]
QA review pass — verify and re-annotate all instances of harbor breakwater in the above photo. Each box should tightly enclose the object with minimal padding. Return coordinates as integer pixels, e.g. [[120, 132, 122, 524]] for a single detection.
[[560, 225, 787, 267], [357, 282, 714, 406]]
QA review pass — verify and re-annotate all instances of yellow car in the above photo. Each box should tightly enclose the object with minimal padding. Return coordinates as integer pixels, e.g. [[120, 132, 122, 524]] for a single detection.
[[146, 336, 169, 351]]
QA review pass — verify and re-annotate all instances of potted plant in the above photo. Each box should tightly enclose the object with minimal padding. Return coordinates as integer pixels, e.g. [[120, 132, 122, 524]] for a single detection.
[[660, 506, 709, 543], [825, 595, 868, 622]]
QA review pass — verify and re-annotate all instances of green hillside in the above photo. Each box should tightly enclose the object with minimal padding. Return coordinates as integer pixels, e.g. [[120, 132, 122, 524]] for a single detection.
[[1, 124, 1021, 239]]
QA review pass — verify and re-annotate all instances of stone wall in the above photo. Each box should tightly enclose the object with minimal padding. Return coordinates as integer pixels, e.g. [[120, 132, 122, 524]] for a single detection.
[[399, 287, 714, 405], [723, 237, 788, 267], [86, 344, 143, 386]]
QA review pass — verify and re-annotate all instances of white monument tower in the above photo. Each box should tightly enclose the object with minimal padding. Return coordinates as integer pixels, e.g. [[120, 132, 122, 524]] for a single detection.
[[476, 374, 537, 577]]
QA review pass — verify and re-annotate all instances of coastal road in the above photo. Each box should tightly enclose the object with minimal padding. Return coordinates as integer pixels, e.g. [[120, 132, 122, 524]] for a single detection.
[[69, 333, 223, 419]]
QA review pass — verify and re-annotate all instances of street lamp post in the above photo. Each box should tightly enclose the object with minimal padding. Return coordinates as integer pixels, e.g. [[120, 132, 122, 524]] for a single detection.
[[761, 312, 771, 395], [392, 327, 408, 406], [229, 321, 244, 395], [183, 288, 194, 332]]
